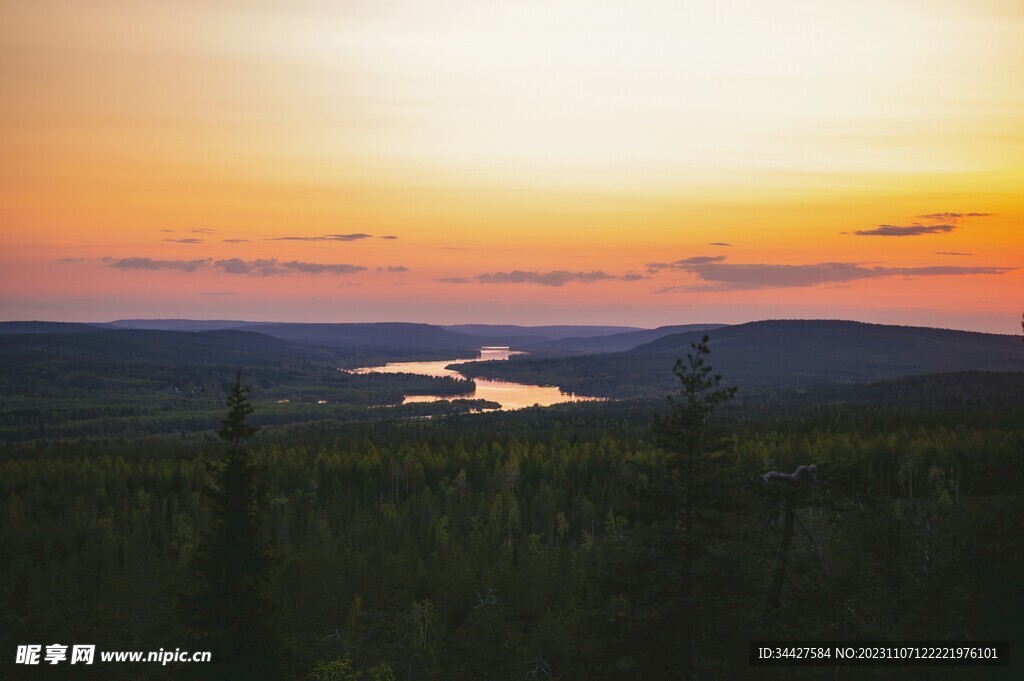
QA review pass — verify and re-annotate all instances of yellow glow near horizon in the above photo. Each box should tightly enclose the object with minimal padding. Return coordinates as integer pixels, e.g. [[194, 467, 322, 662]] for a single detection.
[[1, 0, 1022, 330]]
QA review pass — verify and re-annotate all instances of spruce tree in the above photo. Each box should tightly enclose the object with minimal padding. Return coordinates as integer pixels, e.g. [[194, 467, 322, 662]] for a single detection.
[[585, 336, 742, 679], [219, 371, 258, 449], [180, 372, 287, 680]]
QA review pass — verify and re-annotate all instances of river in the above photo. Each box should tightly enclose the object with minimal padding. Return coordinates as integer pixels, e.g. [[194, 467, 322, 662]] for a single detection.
[[347, 346, 601, 410]]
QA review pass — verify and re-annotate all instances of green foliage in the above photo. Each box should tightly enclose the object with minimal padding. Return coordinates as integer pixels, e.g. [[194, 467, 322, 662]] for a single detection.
[[178, 373, 289, 679], [585, 336, 749, 679], [0, 330, 480, 441], [455, 320, 1024, 397], [1, 378, 1022, 679], [220, 372, 259, 449], [652, 334, 737, 462], [311, 657, 395, 681]]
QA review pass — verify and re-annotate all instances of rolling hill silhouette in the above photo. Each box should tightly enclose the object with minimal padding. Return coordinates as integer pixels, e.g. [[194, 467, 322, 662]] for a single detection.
[[454, 320, 1024, 396]]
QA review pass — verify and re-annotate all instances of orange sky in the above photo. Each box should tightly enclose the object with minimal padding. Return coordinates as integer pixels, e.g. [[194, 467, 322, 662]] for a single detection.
[[2, 0, 1022, 332]]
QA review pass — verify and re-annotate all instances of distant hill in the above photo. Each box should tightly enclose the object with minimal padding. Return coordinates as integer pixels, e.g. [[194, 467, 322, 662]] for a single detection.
[[9, 319, 667, 357], [104, 320, 489, 352], [454, 320, 1024, 397], [0, 327, 478, 398], [106, 320, 645, 345], [631, 320, 1023, 382], [0, 321, 110, 334], [0, 328, 336, 401], [245, 322, 485, 352], [107, 320, 577, 351], [108, 319, 273, 332], [105, 319, 647, 337], [442, 324, 642, 339], [524, 323, 728, 355], [0, 328, 326, 366], [7, 319, 716, 353], [0, 327, 487, 439]]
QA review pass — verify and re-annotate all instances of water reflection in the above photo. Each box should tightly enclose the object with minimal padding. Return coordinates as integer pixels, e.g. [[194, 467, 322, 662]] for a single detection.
[[347, 347, 601, 410]]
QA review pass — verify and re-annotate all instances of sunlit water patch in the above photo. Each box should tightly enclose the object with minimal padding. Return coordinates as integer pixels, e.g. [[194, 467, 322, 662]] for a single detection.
[[345, 347, 602, 410]]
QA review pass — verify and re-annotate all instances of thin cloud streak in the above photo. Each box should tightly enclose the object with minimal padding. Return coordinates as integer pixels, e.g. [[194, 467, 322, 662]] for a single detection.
[[654, 257, 1014, 292], [477, 271, 616, 286], [213, 258, 366, 276], [108, 257, 212, 272], [917, 212, 992, 222], [646, 256, 727, 272], [853, 224, 956, 237], [440, 270, 641, 286], [267, 233, 398, 242], [104, 256, 372, 276]]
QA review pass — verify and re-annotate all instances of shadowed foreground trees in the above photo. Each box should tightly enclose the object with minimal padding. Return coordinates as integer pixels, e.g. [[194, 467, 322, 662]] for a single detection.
[[584, 336, 761, 679], [2, 353, 1023, 679], [179, 372, 290, 680]]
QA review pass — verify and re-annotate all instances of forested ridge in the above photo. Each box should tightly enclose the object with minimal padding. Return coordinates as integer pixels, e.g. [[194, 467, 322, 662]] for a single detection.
[[0, 328, 492, 442], [454, 320, 1024, 397], [2, 362, 1022, 679]]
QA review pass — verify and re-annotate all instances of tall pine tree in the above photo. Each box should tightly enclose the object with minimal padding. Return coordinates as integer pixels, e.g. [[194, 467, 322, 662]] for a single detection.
[[180, 372, 289, 680], [584, 336, 748, 679]]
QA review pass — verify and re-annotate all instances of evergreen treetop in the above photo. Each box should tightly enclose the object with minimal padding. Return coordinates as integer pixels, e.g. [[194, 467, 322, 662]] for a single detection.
[[219, 371, 258, 451]]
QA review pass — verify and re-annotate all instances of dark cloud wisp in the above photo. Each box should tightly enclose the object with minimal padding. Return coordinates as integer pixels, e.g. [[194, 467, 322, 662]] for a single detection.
[[477, 271, 616, 286], [440, 270, 642, 287], [654, 257, 1014, 292], [269, 233, 372, 242], [213, 258, 366, 276], [917, 212, 992, 222], [646, 256, 727, 272], [852, 224, 957, 237], [267, 233, 398, 242], [105, 256, 372, 277], [108, 257, 212, 272]]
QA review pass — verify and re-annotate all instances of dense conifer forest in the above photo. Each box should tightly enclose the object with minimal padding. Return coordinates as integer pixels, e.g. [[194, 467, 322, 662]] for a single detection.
[[2, 335, 1022, 679]]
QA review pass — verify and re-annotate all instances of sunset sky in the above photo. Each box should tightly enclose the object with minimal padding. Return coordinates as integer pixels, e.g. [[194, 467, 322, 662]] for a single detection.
[[2, 0, 1022, 332]]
